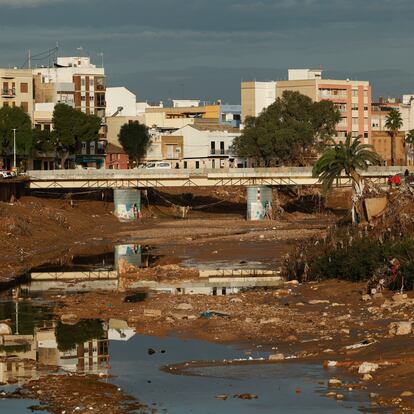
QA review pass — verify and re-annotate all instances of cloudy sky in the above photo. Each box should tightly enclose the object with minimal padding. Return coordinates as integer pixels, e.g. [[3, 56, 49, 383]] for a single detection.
[[0, 0, 412, 103]]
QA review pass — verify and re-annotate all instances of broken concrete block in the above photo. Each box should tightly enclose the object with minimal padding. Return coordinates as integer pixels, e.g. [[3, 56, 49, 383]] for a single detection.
[[144, 309, 162, 317], [389, 321, 412, 336], [358, 362, 379, 374]]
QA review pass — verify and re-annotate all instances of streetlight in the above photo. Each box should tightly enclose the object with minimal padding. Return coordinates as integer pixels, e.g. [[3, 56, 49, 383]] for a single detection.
[[12, 128, 16, 170]]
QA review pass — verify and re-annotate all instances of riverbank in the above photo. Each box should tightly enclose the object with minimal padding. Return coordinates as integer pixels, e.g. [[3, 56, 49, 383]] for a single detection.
[[52, 279, 414, 412]]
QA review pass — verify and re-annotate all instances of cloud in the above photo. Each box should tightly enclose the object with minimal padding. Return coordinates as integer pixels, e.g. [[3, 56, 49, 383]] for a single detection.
[[0, 0, 65, 7]]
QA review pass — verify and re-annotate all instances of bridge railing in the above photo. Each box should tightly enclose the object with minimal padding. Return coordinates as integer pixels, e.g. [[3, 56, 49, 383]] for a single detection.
[[27, 166, 408, 181]]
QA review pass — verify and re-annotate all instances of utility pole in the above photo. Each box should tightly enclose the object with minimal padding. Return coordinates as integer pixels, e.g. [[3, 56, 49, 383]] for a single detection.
[[12, 128, 17, 170]]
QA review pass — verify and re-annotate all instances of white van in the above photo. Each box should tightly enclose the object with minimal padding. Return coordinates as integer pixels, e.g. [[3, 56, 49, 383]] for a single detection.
[[145, 162, 172, 169]]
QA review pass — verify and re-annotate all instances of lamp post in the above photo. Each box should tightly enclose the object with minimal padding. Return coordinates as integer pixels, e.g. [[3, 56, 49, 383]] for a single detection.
[[12, 128, 17, 170]]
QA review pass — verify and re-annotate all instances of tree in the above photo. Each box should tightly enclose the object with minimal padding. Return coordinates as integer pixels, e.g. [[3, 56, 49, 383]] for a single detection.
[[118, 121, 151, 166], [405, 130, 414, 165], [313, 134, 381, 224], [384, 108, 403, 166], [52, 103, 101, 167], [232, 91, 341, 166], [0, 106, 33, 158], [33, 128, 55, 153]]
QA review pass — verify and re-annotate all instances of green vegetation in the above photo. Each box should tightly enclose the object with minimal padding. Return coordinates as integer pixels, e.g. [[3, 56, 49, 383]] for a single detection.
[[385, 108, 403, 166], [118, 120, 151, 166], [231, 91, 341, 166], [0, 106, 33, 158], [52, 103, 102, 168], [313, 134, 381, 223], [56, 319, 104, 352]]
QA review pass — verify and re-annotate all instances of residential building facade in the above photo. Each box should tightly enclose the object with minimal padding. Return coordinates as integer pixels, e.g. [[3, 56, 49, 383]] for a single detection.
[[241, 81, 277, 121], [277, 70, 372, 144], [145, 124, 247, 169]]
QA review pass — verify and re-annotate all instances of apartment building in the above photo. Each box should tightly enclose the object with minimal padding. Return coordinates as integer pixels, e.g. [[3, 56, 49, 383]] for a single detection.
[[277, 69, 372, 143], [241, 81, 277, 121], [145, 124, 247, 169], [34, 57, 106, 118], [241, 69, 372, 143], [0, 68, 34, 117]]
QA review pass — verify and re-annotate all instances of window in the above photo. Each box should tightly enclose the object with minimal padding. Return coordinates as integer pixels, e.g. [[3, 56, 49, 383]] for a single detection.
[[364, 90, 368, 98], [195, 161, 200, 169], [364, 132, 369, 138], [81, 78, 85, 87], [21, 102, 28, 112], [352, 105, 358, 111], [183, 161, 187, 169], [89, 95, 94, 101], [352, 89, 358, 97], [20, 83, 28, 93], [81, 95, 86, 101], [352, 117, 359, 125]]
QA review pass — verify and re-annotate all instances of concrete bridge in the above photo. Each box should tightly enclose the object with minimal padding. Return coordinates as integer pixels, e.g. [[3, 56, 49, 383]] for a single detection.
[[27, 166, 405, 189]]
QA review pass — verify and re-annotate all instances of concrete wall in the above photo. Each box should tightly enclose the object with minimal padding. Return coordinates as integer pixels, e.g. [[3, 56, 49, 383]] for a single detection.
[[106, 87, 137, 117]]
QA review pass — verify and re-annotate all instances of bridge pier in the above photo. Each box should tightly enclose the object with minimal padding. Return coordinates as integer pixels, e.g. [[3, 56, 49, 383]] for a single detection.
[[113, 188, 141, 221], [246, 186, 273, 221]]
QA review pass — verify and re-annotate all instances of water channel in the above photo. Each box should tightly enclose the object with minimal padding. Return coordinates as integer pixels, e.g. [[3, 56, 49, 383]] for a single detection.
[[0, 245, 385, 413]]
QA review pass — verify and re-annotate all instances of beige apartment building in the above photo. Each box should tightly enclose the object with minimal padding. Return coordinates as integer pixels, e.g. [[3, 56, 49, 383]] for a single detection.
[[242, 69, 372, 144], [0, 68, 34, 118], [241, 81, 276, 121]]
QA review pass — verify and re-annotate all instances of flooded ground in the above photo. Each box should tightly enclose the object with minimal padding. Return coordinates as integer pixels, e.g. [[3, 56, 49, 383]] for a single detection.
[[0, 296, 378, 414], [0, 240, 393, 413]]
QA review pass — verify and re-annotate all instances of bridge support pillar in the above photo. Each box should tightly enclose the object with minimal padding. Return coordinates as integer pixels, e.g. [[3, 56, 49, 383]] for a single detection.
[[246, 186, 273, 221], [114, 189, 141, 221]]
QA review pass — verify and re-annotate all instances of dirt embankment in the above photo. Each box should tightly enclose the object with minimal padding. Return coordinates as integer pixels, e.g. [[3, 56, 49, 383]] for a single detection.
[[0, 197, 124, 284]]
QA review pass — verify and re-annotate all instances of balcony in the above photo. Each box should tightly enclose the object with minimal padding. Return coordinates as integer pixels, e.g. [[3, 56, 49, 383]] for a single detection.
[[210, 149, 233, 156], [1, 88, 16, 97]]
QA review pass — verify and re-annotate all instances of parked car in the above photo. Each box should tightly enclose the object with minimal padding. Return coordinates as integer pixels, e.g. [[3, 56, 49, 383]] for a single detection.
[[0, 171, 12, 178], [145, 162, 172, 169]]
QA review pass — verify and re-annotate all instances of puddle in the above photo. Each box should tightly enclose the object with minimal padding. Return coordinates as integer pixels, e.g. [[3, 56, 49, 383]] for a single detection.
[[0, 296, 386, 413], [2, 244, 283, 299]]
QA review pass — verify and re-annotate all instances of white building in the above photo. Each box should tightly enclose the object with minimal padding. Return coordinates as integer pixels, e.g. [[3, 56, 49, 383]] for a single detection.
[[288, 69, 323, 80], [106, 87, 137, 117], [146, 124, 247, 169]]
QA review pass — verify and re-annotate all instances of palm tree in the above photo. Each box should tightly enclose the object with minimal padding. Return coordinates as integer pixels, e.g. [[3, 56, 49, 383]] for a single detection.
[[313, 134, 381, 224], [405, 129, 414, 165], [384, 108, 403, 166]]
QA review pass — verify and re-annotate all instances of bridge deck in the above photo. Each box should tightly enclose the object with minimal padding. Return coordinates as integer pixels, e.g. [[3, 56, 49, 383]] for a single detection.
[[27, 167, 405, 189]]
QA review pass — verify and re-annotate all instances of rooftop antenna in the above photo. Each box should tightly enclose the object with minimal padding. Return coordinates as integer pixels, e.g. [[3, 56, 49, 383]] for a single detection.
[[98, 52, 104, 68], [28, 50, 31, 69]]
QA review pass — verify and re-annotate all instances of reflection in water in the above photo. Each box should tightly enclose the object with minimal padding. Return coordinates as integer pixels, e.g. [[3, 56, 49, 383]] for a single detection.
[[0, 301, 136, 386], [0, 299, 379, 413], [15, 244, 283, 297]]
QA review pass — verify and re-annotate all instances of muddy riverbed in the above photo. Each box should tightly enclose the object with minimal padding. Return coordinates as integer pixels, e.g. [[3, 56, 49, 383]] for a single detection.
[[1, 194, 413, 412]]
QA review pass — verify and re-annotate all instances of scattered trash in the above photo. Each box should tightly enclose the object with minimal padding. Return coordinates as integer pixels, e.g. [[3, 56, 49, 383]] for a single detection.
[[200, 310, 231, 319]]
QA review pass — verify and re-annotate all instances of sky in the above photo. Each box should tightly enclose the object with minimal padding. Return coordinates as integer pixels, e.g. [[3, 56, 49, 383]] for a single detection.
[[0, 0, 412, 103]]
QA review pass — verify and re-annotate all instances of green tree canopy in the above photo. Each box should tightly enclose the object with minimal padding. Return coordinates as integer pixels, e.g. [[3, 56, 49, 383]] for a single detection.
[[232, 91, 341, 166], [384, 108, 403, 166], [313, 134, 381, 223], [52, 103, 102, 166], [118, 120, 151, 166], [33, 128, 55, 153], [0, 106, 33, 156]]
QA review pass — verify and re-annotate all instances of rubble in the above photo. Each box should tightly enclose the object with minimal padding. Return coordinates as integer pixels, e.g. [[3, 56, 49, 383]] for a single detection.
[[358, 362, 379, 374], [389, 321, 412, 336]]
